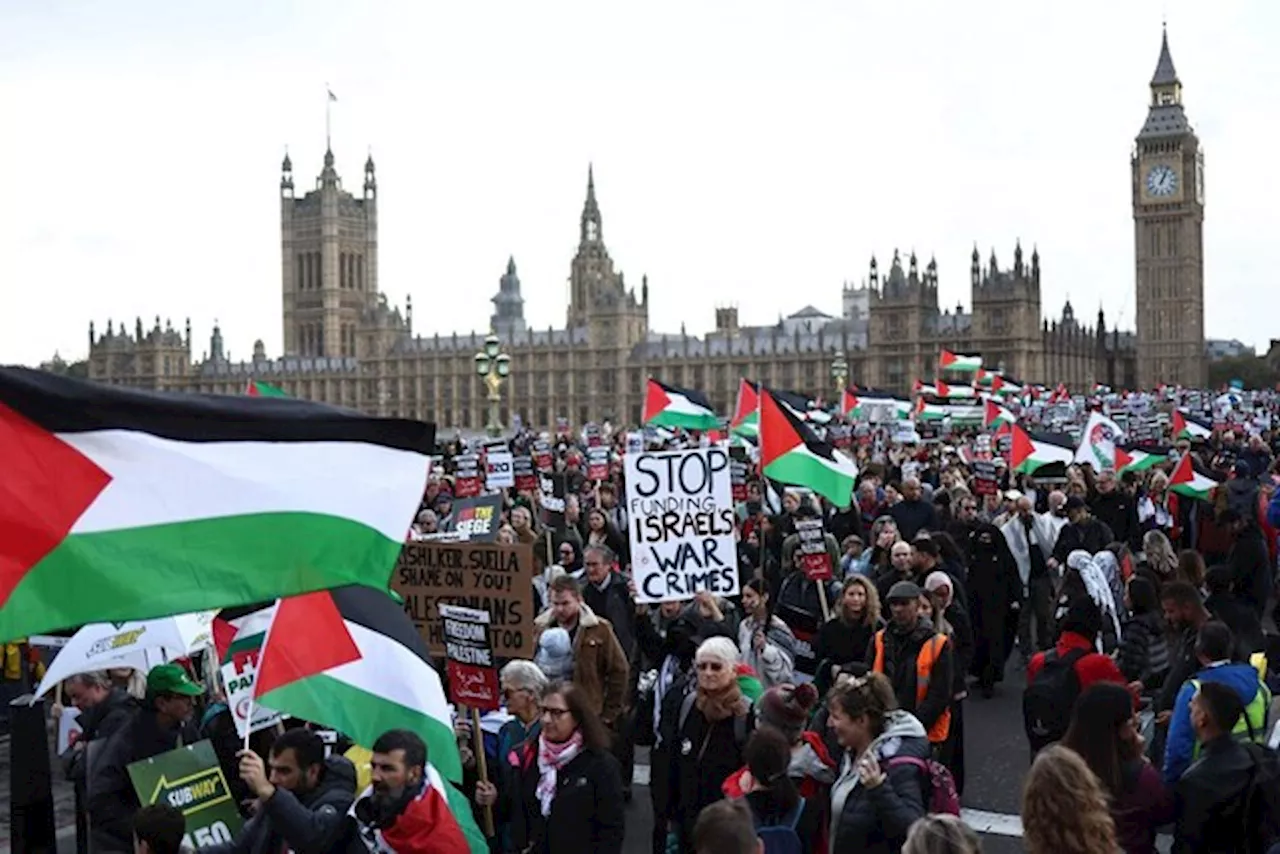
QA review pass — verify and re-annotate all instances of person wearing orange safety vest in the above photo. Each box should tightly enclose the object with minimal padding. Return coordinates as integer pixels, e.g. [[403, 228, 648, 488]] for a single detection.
[[868, 580, 954, 746]]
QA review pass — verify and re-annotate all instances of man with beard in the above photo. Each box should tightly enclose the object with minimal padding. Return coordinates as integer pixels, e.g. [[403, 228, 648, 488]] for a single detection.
[[953, 497, 1023, 698], [344, 729, 471, 853]]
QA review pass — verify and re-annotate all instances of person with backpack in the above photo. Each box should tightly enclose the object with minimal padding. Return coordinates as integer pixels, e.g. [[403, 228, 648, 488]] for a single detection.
[[735, 728, 822, 854], [665, 636, 755, 854], [827, 671, 959, 854], [1025, 597, 1133, 757]]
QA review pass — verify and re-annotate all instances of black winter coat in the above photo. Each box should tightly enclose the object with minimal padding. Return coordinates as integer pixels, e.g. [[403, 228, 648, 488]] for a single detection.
[[509, 745, 625, 854], [203, 756, 356, 854]]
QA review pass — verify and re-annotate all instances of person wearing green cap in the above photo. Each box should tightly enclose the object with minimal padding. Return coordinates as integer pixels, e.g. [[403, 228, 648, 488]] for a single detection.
[[87, 663, 203, 853]]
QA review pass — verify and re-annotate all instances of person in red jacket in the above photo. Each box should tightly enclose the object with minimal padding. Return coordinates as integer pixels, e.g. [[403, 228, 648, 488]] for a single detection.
[[1027, 597, 1137, 704]]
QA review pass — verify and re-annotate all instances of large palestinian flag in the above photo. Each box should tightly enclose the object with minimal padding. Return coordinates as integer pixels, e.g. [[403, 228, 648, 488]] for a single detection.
[[1169, 454, 1221, 502], [1010, 425, 1076, 474], [1173, 409, 1213, 441], [643, 379, 720, 431], [759, 387, 857, 507], [245, 379, 289, 398], [939, 350, 982, 373], [254, 585, 485, 852], [0, 366, 434, 640]]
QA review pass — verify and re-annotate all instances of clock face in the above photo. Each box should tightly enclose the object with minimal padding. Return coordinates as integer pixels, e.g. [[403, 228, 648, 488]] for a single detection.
[[1146, 164, 1179, 198]]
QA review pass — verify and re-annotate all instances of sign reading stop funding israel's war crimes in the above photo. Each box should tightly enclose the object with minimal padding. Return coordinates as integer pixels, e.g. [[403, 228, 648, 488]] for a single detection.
[[625, 447, 738, 604], [392, 541, 534, 659], [127, 740, 243, 849]]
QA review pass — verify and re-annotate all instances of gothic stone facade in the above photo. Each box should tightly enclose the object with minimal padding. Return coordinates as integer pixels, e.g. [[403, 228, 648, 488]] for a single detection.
[[87, 150, 1138, 428]]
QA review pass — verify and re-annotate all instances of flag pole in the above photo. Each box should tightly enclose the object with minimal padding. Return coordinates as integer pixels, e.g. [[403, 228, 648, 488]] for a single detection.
[[325, 83, 332, 150]]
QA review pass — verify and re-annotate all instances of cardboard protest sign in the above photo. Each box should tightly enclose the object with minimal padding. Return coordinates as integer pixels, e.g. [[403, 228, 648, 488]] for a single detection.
[[625, 447, 737, 603], [794, 518, 833, 581], [392, 542, 534, 659], [449, 494, 503, 542], [439, 604, 500, 711], [128, 740, 243, 849], [486, 450, 515, 490], [219, 657, 286, 739]]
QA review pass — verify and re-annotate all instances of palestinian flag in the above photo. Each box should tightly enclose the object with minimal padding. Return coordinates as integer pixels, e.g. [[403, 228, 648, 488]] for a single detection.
[[975, 368, 1002, 387], [246, 379, 288, 398], [991, 375, 1024, 396], [1169, 453, 1220, 501], [730, 379, 760, 438], [844, 389, 910, 421], [214, 604, 274, 665], [1010, 425, 1076, 474], [254, 585, 486, 852], [759, 387, 857, 507], [0, 367, 434, 641], [916, 380, 975, 400], [914, 399, 949, 422], [643, 379, 720, 431], [1074, 412, 1126, 470], [984, 399, 1017, 430], [735, 662, 764, 703], [1173, 409, 1213, 441], [939, 349, 982, 373], [1116, 444, 1168, 474]]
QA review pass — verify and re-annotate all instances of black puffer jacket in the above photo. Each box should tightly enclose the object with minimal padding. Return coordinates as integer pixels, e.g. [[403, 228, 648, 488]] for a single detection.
[[203, 755, 357, 854]]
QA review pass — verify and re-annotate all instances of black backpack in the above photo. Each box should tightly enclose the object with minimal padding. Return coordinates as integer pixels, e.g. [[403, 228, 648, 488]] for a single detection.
[[1023, 648, 1088, 753], [1241, 737, 1280, 851]]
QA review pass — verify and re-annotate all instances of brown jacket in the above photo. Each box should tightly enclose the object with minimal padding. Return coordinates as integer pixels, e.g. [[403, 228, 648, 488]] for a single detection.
[[533, 603, 630, 726]]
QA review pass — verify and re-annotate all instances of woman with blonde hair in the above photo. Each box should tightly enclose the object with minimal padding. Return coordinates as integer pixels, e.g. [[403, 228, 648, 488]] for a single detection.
[[1021, 744, 1120, 854], [1140, 530, 1178, 582], [903, 814, 982, 854], [814, 575, 882, 695]]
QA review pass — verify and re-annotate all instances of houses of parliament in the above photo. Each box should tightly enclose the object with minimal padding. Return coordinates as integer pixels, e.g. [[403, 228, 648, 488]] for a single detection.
[[85, 31, 1207, 428]]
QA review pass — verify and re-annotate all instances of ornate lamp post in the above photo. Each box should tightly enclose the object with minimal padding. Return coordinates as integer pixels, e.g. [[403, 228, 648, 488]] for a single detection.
[[831, 354, 849, 400], [474, 333, 511, 437]]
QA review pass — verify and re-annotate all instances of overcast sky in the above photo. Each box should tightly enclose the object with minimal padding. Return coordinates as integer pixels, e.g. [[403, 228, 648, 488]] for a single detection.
[[2, 1, 1276, 368]]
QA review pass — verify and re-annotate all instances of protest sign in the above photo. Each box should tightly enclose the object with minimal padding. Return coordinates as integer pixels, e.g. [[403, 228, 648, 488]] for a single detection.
[[587, 446, 610, 480], [539, 471, 567, 531], [392, 541, 534, 659], [486, 451, 514, 490], [585, 423, 602, 447], [454, 454, 483, 498], [439, 604, 500, 711], [128, 741, 243, 849], [533, 441, 554, 472], [624, 447, 737, 603], [449, 494, 503, 542], [625, 431, 644, 455], [971, 460, 1000, 496], [794, 518, 833, 581], [730, 459, 748, 502], [513, 455, 537, 492], [219, 658, 285, 738]]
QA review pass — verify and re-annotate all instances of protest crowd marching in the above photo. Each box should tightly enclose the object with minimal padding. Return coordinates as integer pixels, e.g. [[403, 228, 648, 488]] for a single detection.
[[7, 354, 1280, 854]]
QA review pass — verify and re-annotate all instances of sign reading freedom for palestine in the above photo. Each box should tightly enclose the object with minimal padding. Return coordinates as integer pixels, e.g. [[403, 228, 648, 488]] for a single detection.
[[625, 447, 738, 604], [392, 541, 534, 660]]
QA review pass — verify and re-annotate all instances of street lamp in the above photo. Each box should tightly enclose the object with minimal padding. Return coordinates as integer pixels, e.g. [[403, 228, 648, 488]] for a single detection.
[[831, 354, 849, 399], [474, 333, 511, 437]]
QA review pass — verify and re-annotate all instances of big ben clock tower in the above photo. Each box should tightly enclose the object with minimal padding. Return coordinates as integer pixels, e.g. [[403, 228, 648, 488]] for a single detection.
[[1133, 27, 1206, 389]]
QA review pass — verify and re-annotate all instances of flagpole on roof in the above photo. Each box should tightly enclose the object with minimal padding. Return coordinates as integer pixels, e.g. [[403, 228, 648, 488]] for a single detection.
[[325, 84, 337, 150]]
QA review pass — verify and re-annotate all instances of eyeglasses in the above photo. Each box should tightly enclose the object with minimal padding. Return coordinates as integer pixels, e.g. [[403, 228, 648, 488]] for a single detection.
[[696, 661, 724, 671], [542, 707, 571, 719]]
